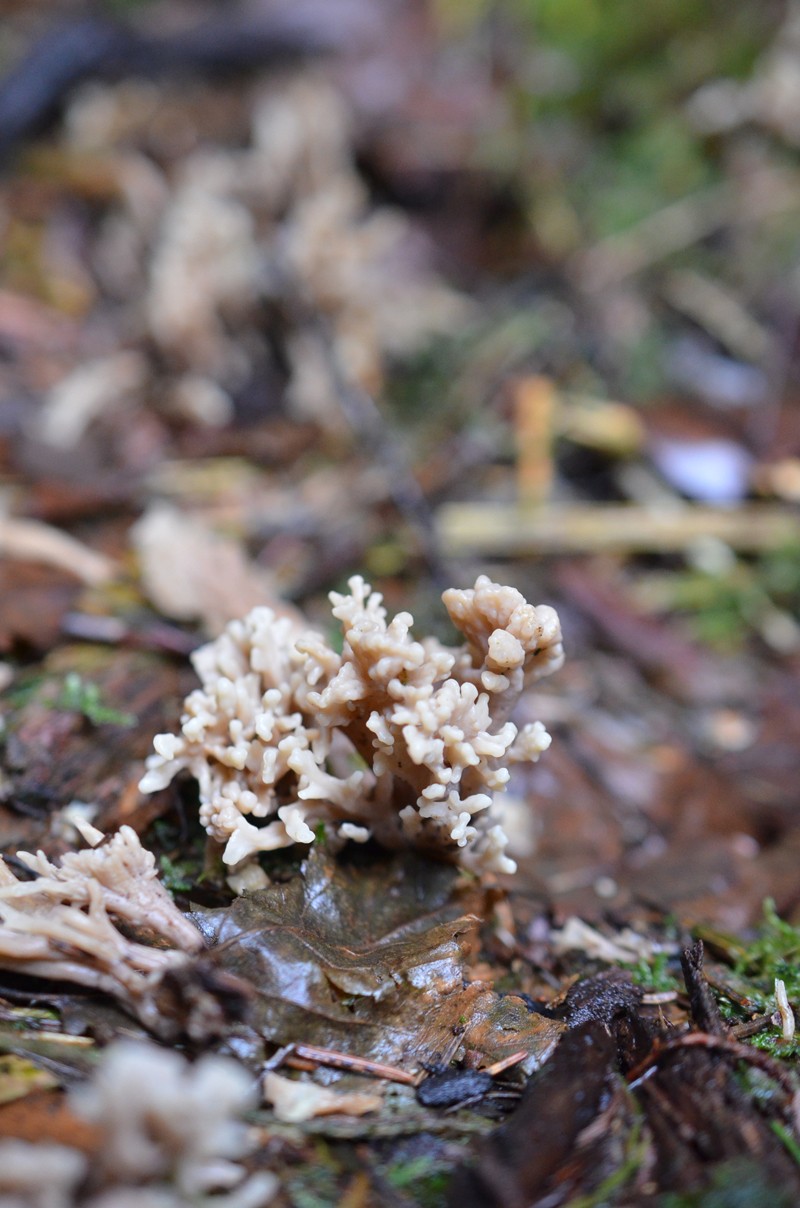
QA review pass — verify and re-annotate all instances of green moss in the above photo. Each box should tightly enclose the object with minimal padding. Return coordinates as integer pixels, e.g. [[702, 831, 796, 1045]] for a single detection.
[[148, 816, 209, 895], [657, 1156, 797, 1207], [54, 673, 137, 728], [700, 901, 800, 1056], [157, 854, 196, 894], [629, 950, 681, 994], [744, 1031, 800, 1059], [734, 899, 800, 1003], [384, 1154, 454, 1207]]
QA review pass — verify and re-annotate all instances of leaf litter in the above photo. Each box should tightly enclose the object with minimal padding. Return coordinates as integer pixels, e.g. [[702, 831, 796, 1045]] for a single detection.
[[193, 847, 563, 1073], [1, 1, 800, 1203]]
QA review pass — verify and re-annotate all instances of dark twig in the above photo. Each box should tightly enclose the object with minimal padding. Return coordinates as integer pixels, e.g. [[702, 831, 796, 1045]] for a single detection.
[[627, 1030, 799, 1099], [680, 940, 727, 1036]]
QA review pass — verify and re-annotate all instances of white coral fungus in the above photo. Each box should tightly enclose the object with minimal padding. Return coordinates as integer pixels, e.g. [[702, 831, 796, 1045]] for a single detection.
[[72, 1041, 266, 1199], [0, 1040, 277, 1208], [0, 1139, 86, 1208], [0, 827, 201, 1017], [141, 576, 563, 875]]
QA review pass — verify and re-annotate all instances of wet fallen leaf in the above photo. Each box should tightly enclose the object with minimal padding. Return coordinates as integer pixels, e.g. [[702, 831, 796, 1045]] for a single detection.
[[195, 849, 562, 1073], [460, 994, 563, 1074]]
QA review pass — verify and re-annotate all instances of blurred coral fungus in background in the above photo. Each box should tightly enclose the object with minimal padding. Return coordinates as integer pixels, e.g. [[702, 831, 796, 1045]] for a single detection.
[[1, 1, 800, 1204]]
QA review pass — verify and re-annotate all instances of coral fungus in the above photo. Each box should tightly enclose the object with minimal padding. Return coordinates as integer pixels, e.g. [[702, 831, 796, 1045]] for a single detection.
[[0, 1039, 277, 1207], [0, 826, 201, 1021], [140, 576, 563, 875]]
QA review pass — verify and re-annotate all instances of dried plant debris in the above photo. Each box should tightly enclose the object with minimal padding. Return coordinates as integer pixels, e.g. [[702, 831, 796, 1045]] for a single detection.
[[0, 826, 201, 1032], [195, 847, 563, 1073], [131, 502, 287, 637], [0, 1038, 277, 1207], [263, 1071, 382, 1123], [1, 646, 187, 829], [140, 575, 563, 876], [450, 950, 800, 1207]]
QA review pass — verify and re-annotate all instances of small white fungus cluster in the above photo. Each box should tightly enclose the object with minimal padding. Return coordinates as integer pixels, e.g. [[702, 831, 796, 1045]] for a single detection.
[[0, 1040, 276, 1208], [140, 576, 563, 875], [0, 826, 201, 1022]]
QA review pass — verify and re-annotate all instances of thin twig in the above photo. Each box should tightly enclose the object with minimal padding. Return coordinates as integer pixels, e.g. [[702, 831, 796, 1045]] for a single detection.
[[731, 1013, 775, 1041], [278, 1042, 419, 1086], [438, 501, 800, 557], [481, 1050, 528, 1077]]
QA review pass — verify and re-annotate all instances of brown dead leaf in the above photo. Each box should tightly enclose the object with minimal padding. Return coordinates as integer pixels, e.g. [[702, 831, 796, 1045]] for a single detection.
[[0, 561, 80, 654], [263, 1071, 382, 1123], [132, 502, 300, 636], [460, 993, 563, 1075], [0, 1088, 100, 1152], [195, 849, 562, 1073]]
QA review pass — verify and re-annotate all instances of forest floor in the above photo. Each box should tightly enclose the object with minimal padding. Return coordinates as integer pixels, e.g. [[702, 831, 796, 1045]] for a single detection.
[[1, 2, 800, 1205]]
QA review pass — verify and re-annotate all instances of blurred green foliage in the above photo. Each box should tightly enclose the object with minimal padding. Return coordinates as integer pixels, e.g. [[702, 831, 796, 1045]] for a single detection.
[[735, 898, 800, 1001], [437, 0, 777, 240], [385, 1155, 452, 1206], [629, 949, 681, 994], [659, 1156, 797, 1207], [666, 544, 800, 652], [55, 673, 137, 729]]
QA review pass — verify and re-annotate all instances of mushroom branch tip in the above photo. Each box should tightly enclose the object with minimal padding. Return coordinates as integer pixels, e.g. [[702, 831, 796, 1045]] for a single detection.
[[140, 575, 564, 875]]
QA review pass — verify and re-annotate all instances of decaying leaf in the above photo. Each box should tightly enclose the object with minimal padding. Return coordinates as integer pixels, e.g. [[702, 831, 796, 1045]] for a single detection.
[[263, 1071, 382, 1123], [458, 994, 563, 1073], [132, 502, 298, 636], [0, 1053, 59, 1105], [1, 644, 186, 835], [194, 848, 562, 1072]]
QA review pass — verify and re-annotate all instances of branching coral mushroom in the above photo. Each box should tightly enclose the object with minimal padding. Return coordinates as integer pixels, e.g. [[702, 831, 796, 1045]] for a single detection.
[[0, 826, 202, 1027], [140, 576, 563, 875], [0, 1039, 277, 1207]]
